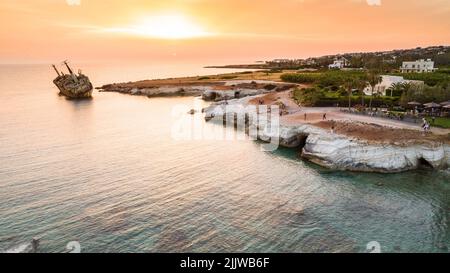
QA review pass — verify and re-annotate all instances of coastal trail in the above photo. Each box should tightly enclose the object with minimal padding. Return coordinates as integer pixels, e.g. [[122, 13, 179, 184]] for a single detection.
[[282, 107, 450, 136]]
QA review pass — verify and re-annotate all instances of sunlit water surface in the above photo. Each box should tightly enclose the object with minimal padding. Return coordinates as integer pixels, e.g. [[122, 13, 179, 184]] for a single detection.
[[0, 63, 449, 253]]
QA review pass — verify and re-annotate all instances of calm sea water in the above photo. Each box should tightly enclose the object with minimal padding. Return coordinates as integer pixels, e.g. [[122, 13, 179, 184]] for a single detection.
[[0, 63, 449, 253]]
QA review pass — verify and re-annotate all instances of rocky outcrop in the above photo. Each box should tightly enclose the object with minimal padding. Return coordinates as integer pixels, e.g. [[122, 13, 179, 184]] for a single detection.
[[267, 123, 449, 173], [202, 88, 269, 101], [204, 101, 450, 173], [99, 85, 209, 97], [98, 80, 295, 100], [300, 131, 449, 173], [202, 82, 295, 102]]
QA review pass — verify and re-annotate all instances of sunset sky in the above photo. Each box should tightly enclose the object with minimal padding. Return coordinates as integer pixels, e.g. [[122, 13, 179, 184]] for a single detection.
[[0, 0, 449, 64]]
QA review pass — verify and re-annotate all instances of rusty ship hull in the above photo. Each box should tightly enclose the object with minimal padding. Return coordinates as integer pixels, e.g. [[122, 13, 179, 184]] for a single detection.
[[52, 62, 93, 99], [53, 75, 93, 99]]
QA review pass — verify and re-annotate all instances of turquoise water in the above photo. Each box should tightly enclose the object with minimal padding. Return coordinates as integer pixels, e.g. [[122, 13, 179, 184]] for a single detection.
[[0, 63, 449, 253]]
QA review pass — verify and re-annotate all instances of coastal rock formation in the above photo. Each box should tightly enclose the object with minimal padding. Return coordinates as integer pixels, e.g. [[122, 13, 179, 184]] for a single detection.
[[267, 123, 450, 173], [99, 85, 208, 97], [204, 100, 450, 173], [202, 88, 262, 101], [271, 123, 450, 172], [300, 131, 448, 172], [202, 82, 295, 102], [98, 79, 296, 100]]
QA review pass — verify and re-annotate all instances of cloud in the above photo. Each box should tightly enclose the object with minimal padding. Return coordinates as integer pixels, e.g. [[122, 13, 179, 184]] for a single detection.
[[66, 0, 81, 6], [366, 0, 382, 6]]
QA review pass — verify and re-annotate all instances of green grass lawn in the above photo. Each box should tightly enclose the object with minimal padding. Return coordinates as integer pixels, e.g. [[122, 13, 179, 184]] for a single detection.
[[426, 117, 450, 129]]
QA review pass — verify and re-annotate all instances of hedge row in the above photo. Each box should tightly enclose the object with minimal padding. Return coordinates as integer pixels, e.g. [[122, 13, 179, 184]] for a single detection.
[[313, 97, 400, 107]]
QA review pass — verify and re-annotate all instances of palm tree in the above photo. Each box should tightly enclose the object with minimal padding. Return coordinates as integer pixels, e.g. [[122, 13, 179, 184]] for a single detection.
[[389, 82, 412, 97], [356, 76, 369, 109], [367, 71, 382, 110], [401, 82, 412, 97], [344, 78, 357, 111], [388, 82, 403, 97]]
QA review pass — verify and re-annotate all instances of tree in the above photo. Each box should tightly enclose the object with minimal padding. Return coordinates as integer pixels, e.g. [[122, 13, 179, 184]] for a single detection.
[[292, 87, 323, 106], [343, 78, 357, 111], [367, 71, 382, 110], [389, 82, 412, 98], [356, 75, 369, 108], [388, 82, 403, 97]]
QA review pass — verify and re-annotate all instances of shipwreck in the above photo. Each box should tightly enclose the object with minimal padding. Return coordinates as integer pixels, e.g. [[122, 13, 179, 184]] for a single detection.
[[52, 61, 93, 99]]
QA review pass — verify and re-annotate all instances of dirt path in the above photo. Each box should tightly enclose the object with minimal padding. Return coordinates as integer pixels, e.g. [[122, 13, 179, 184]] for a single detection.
[[282, 107, 450, 136], [246, 92, 449, 136], [247, 90, 303, 115], [314, 120, 449, 144], [247, 92, 449, 136]]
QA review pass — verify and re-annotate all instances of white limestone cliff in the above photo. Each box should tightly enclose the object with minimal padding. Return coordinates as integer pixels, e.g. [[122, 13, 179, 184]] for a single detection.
[[204, 102, 450, 173]]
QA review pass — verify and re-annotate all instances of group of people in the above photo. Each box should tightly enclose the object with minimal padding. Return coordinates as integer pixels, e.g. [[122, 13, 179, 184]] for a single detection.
[[303, 113, 328, 121]]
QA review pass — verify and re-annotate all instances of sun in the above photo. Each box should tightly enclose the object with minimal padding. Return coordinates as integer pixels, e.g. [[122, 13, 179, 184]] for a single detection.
[[129, 14, 209, 39]]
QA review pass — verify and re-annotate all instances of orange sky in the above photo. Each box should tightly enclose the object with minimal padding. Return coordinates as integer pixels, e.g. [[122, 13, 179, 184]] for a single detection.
[[0, 0, 449, 64]]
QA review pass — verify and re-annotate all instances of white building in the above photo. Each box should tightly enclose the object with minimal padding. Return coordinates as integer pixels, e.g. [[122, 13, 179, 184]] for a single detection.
[[363, 75, 424, 96], [270, 59, 291, 64], [328, 58, 349, 69], [400, 59, 436, 73]]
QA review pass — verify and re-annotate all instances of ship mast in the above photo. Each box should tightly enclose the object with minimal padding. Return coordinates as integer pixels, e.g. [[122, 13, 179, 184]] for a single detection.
[[63, 60, 74, 75], [52, 64, 61, 77], [63, 60, 78, 83]]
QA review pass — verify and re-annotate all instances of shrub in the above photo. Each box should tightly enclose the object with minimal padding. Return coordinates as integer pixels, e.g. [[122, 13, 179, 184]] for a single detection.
[[220, 75, 238, 80], [281, 73, 321, 84], [316, 70, 367, 88], [400, 84, 450, 105], [292, 87, 324, 106], [392, 72, 450, 86]]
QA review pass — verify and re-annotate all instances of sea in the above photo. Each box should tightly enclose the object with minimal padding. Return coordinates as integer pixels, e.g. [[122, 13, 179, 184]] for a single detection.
[[0, 62, 449, 253]]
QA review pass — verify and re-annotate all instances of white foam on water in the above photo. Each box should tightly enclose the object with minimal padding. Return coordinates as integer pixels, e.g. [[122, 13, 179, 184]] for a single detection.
[[4, 243, 31, 253]]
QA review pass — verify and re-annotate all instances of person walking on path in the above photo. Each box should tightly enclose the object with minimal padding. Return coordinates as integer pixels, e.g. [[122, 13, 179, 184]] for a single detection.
[[422, 121, 431, 134]]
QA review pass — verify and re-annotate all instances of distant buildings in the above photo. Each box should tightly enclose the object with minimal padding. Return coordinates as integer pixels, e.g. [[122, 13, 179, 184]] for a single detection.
[[382, 56, 397, 64], [266, 59, 304, 68], [304, 58, 317, 66], [264, 46, 449, 70], [328, 57, 349, 69], [363, 75, 424, 96], [400, 59, 436, 73], [270, 59, 292, 64]]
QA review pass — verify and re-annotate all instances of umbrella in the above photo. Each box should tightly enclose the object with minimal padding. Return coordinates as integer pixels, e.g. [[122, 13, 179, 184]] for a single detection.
[[440, 100, 450, 106], [423, 102, 442, 108], [443, 104, 450, 109], [407, 101, 422, 106]]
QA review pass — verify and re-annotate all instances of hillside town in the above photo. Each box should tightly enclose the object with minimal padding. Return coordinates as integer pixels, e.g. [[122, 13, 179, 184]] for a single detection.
[[264, 45, 450, 71]]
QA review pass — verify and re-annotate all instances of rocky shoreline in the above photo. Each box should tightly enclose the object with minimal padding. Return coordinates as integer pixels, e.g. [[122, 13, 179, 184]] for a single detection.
[[98, 84, 208, 98], [203, 96, 450, 173], [298, 124, 449, 173], [98, 80, 296, 101], [99, 75, 449, 173]]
